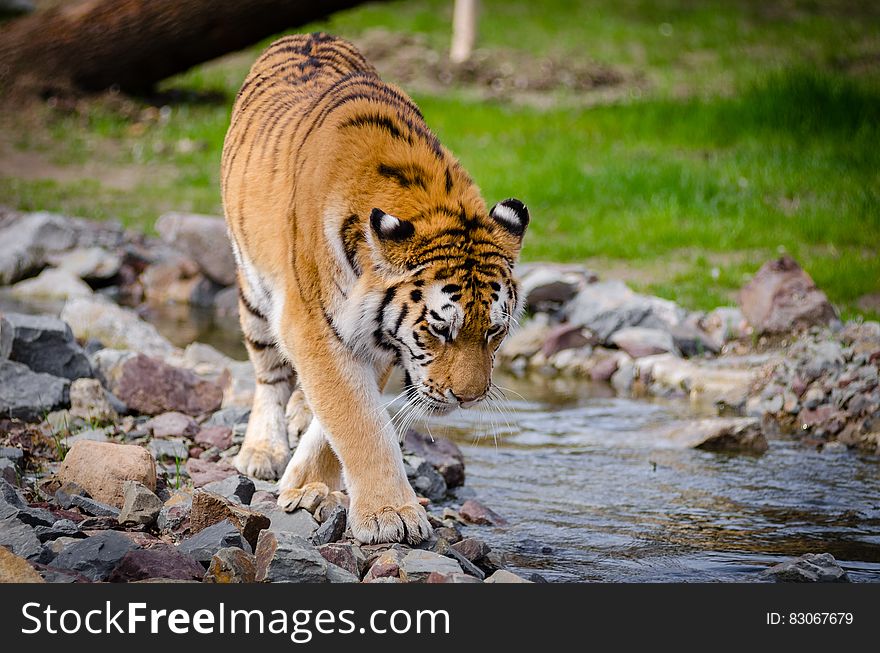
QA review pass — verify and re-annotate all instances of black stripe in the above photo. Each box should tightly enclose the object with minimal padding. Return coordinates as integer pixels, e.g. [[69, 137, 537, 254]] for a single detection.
[[377, 163, 428, 189], [339, 113, 408, 141], [244, 336, 273, 351], [238, 287, 267, 320], [393, 303, 410, 334]]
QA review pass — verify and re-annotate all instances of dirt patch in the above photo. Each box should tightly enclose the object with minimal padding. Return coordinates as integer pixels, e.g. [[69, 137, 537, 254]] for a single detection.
[[354, 29, 640, 107], [0, 147, 158, 191]]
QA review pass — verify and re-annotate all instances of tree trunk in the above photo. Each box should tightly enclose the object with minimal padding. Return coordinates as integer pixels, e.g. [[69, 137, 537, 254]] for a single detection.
[[449, 0, 479, 65], [0, 0, 380, 95]]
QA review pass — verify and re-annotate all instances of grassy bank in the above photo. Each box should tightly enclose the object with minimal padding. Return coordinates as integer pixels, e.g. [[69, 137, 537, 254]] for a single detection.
[[1, 0, 878, 317]]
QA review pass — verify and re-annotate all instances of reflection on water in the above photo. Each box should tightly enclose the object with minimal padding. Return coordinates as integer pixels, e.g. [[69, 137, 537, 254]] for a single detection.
[[396, 373, 880, 583]]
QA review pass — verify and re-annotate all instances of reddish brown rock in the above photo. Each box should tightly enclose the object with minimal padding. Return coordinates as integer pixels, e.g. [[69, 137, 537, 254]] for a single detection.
[[0, 546, 44, 583], [403, 429, 466, 488], [318, 543, 366, 578], [451, 537, 491, 562], [145, 411, 199, 438], [590, 355, 620, 382], [186, 458, 237, 487], [57, 440, 156, 508], [195, 425, 233, 450], [425, 571, 482, 583], [459, 499, 508, 526], [110, 354, 223, 416], [204, 547, 256, 583], [738, 256, 838, 334], [107, 546, 205, 582], [190, 490, 269, 549]]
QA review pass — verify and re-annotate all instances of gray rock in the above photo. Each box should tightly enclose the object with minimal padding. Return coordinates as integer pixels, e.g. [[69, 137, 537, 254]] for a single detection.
[[144, 411, 199, 438], [156, 490, 193, 534], [155, 212, 237, 286], [63, 427, 112, 446], [177, 519, 252, 564], [484, 569, 532, 583], [517, 263, 597, 314], [0, 515, 43, 560], [202, 475, 255, 505], [318, 543, 366, 578], [117, 480, 162, 526], [311, 506, 346, 546], [66, 494, 120, 518], [254, 504, 319, 538], [399, 549, 463, 582], [610, 358, 635, 393], [34, 519, 83, 543], [0, 360, 70, 420], [403, 429, 466, 488], [49, 531, 139, 581], [404, 454, 447, 501], [763, 553, 850, 583], [0, 314, 12, 359], [565, 280, 685, 343], [0, 211, 78, 285], [9, 268, 94, 301], [433, 539, 485, 579], [254, 531, 328, 583], [611, 326, 678, 359], [326, 564, 359, 583], [205, 406, 251, 428], [148, 438, 189, 461], [4, 312, 92, 380], [1, 478, 55, 527]]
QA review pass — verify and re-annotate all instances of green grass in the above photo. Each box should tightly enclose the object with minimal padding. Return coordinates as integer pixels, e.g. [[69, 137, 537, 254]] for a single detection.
[[1, 0, 878, 318]]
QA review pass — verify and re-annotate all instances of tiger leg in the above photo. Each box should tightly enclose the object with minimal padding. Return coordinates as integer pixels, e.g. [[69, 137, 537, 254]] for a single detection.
[[277, 362, 393, 513], [277, 318, 430, 544], [234, 284, 293, 480]]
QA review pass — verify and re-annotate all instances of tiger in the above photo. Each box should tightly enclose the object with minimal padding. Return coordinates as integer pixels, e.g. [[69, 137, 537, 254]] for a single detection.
[[220, 33, 529, 545]]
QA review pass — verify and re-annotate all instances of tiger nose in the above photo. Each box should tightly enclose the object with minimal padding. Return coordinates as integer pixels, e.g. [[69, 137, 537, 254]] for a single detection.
[[449, 390, 485, 407]]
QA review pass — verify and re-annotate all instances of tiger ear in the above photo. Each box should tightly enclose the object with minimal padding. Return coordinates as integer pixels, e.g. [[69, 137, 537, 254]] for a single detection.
[[370, 208, 414, 241], [490, 198, 529, 238]]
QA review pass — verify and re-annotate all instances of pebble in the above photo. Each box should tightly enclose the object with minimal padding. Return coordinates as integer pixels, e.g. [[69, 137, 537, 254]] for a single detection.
[[484, 569, 533, 583], [57, 440, 156, 508], [144, 411, 199, 438], [0, 546, 45, 583], [202, 474, 255, 505], [190, 489, 269, 549], [254, 531, 328, 583], [177, 519, 252, 564], [49, 530, 139, 581], [117, 480, 162, 526], [459, 499, 508, 526], [318, 543, 366, 578], [399, 549, 463, 582], [762, 553, 850, 583], [311, 506, 347, 545], [108, 546, 205, 582], [204, 547, 257, 583]]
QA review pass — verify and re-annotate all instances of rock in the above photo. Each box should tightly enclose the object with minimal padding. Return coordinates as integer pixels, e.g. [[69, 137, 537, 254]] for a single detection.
[[363, 548, 405, 581], [589, 352, 622, 382], [0, 211, 77, 285], [254, 531, 328, 583], [61, 297, 175, 357], [399, 549, 463, 582], [117, 480, 162, 526], [49, 531, 139, 581], [541, 323, 595, 357], [9, 268, 94, 301], [459, 499, 508, 526], [451, 537, 491, 563], [739, 256, 838, 334], [48, 246, 121, 281], [108, 354, 223, 416], [204, 546, 256, 583], [108, 546, 205, 582], [484, 569, 532, 583], [517, 263, 597, 313], [498, 314, 552, 361], [33, 519, 82, 543], [63, 427, 112, 446], [0, 458, 17, 486], [205, 406, 251, 429], [565, 280, 685, 343], [434, 526, 462, 544], [0, 479, 55, 526], [403, 429, 466, 488], [311, 506, 346, 545], [610, 357, 635, 393], [65, 494, 120, 518], [0, 546, 44, 582], [213, 285, 239, 319], [255, 505, 319, 538], [202, 475, 255, 505], [0, 515, 44, 560], [701, 307, 750, 346], [432, 538, 485, 579], [190, 490, 269, 549], [177, 519, 252, 564], [186, 458, 237, 487], [5, 312, 93, 380], [314, 491, 349, 523], [425, 571, 482, 583], [69, 378, 117, 422], [54, 481, 89, 509], [610, 326, 678, 358], [318, 543, 366, 578], [156, 212, 237, 286], [156, 490, 193, 534], [670, 321, 720, 357], [404, 454, 447, 501], [57, 440, 157, 508], [195, 425, 233, 450], [139, 256, 207, 306], [144, 411, 199, 438], [763, 553, 850, 583], [0, 360, 70, 420], [148, 438, 189, 461], [0, 314, 12, 359], [651, 417, 768, 453], [326, 563, 360, 583]]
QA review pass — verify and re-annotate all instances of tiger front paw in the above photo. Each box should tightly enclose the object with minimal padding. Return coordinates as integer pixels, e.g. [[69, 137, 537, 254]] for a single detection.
[[234, 442, 289, 480], [349, 493, 432, 545]]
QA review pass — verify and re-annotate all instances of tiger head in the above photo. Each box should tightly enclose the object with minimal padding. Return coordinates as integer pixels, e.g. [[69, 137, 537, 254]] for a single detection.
[[367, 198, 529, 413]]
